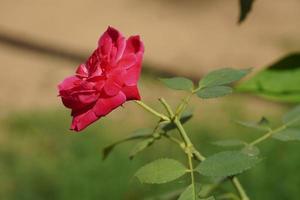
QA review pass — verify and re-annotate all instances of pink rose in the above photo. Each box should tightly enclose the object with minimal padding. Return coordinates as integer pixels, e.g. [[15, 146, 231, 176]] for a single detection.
[[58, 26, 144, 131]]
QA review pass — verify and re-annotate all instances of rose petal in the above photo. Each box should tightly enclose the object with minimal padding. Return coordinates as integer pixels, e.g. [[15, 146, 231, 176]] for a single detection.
[[78, 92, 99, 104], [93, 91, 126, 116], [58, 76, 81, 91], [115, 36, 126, 62], [76, 64, 88, 78], [58, 27, 144, 132], [95, 80, 105, 91], [104, 79, 121, 96], [107, 68, 126, 86], [98, 26, 126, 64], [124, 66, 141, 86], [122, 85, 141, 100], [71, 110, 98, 131], [124, 35, 144, 55], [117, 53, 136, 69]]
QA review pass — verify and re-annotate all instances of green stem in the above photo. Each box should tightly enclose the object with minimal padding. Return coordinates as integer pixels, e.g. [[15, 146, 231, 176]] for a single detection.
[[163, 134, 185, 148], [136, 99, 249, 199], [175, 93, 193, 117], [249, 117, 300, 147], [231, 177, 249, 200], [158, 98, 174, 117], [134, 100, 170, 121], [249, 125, 286, 146], [187, 150, 197, 200], [174, 117, 206, 161], [174, 106, 248, 199]]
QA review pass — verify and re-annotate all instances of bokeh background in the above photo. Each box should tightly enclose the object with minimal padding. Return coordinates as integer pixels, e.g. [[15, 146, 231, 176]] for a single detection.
[[0, 0, 299, 199]]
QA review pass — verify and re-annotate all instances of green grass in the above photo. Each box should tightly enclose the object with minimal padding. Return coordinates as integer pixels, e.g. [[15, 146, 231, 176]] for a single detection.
[[0, 108, 299, 199]]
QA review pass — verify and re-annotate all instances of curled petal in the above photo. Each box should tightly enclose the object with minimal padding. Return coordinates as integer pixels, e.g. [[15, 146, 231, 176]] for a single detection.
[[124, 35, 144, 55], [76, 64, 88, 78], [89, 66, 102, 78], [93, 91, 126, 116], [122, 85, 141, 100], [71, 110, 98, 131], [58, 76, 81, 92], [98, 26, 126, 64]]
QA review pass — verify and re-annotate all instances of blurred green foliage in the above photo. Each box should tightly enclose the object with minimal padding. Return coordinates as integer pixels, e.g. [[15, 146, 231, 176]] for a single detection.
[[0, 109, 299, 199], [237, 53, 300, 103]]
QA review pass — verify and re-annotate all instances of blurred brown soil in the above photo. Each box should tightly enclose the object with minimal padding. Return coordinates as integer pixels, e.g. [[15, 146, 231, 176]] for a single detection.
[[0, 0, 299, 113]]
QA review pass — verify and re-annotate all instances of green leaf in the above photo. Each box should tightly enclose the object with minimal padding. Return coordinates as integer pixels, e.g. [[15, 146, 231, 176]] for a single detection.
[[162, 111, 193, 132], [282, 105, 300, 126], [241, 145, 260, 157], [196, 86, 233, 99], [198, 184, 216, 198], [102, 128, 152, 160], [199, 68, 250, 88], [135, 158, 187, 184], [200, 197, 215, 200], [217, 193, 239, 200], [196, 151, 261, 177], [178, 183, 201, 200], [235, 117, 270, 131], [160, 77, 194, 91], [212, 139, 246, 147], [236, 53, 300, 103], [239, 0, 254, 23], [129, 138, 154, 160], [272, 129, 300, 141]]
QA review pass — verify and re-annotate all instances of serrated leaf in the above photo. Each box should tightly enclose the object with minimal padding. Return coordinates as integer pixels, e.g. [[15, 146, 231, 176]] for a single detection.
[[282, 105, 300, 126], [160, 77, 194, 91], [241, 145, 260, 157], [162, 111, 193, 132], [135, 158, 187, 184], [196, 86, 233, 99], [212, 139, 246, 147], [199, 68, 250, 88], [129, 138, 154, 160], [102, 128, 153, 160], [236, 53, 300, 103], [196, 151, 261, 177], [178, 183, 201, 200], [238, 0, 254, 23], [272, 129, 300, 141]]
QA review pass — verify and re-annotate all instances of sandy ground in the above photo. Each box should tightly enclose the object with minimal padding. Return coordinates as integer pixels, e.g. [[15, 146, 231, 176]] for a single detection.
[[0, 0, 299, 112]]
